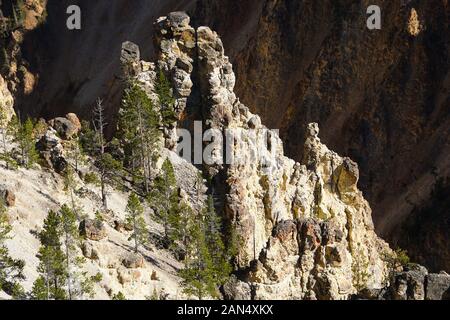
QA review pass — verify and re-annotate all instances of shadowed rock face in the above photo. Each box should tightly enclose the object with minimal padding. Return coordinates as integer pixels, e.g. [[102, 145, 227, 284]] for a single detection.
[[5, 0, 450, 271]]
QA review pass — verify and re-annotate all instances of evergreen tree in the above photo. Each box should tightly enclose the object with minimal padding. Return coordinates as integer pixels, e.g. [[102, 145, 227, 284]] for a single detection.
[[179, 196, 233, 299], [203, 196, 232, 288], [97, 153, 122, 209], [147, 159, 179, 247], [112, 291, 126, 300], [179, 218, 215, 300], [60, 204, 96, 300], [59, 204, 78, 300], [90, 99, 123, 209], [11, 116, 38, 168], [32, 210, 67, 300], [125, 193, 148, 253], [170, 201, 195, 256], [155, 70, 177, 125], [65, 135, 86, 172], [79, 120, 97, 155], [63, 165, 78, 214], [118, 81, 160, 193], [0, 199, 25, 298], [32, 206, 98, 300]]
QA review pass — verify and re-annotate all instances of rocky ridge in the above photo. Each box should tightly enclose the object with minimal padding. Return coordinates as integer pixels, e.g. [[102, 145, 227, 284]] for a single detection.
[[132, 12, 450, 300], [125, 12, 393, 300]]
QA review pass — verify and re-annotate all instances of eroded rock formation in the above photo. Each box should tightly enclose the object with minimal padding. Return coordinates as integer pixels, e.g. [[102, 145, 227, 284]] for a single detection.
[[2, 0, 448, 272], [124, 12, 393, 300]]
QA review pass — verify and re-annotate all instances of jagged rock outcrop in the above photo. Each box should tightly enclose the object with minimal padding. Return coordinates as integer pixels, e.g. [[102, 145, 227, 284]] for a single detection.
[[153, 12, 196, 150], [0, 185, 15, 207], [49, 113, 81, 140], [79, 219, 107, 241], [35, 113, 82, 172], [357, 264, 450, 300], [124, 13, 394, 300], [36, 127, 67, 173]]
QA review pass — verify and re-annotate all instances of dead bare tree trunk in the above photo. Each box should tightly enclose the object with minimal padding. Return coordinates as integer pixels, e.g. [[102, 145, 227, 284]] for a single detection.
[[93, 98, 108, 209]]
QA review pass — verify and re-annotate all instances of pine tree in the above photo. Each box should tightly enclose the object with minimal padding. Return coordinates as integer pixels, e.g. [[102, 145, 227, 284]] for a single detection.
[[60, 204, 96, 300], [91, 99, 123, 209], [93, 99, 108, 207], [11, 116, 38, 168], [147, 159, 179, 247], [97, 153, 122, 209], [118, 81, 160, 193], [63, 165, 78, 214], [155, 70, 177, 125], [65, 135, 86, 172], [170, 201, 195, 256], [125, 193, 148, 253], [112, 291, 126, 300], [32, 210, 67, 300], [59, 204, 78, 300], [179, 196, 233, 299], [203, 196, 232, 288], [32, 206, 98, 300], [0, 199, 25, 298], [179, 218, 215, 300]]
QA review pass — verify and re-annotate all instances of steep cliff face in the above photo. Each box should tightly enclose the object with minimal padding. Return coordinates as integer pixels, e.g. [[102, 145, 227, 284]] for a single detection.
[[192, 0, 450, 272], [2, 0, 449, 272], [134, 12, 392, 300]]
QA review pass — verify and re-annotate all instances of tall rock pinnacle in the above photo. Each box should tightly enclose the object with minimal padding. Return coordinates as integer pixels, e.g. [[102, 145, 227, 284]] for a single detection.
[[121, 12, 392, 300]]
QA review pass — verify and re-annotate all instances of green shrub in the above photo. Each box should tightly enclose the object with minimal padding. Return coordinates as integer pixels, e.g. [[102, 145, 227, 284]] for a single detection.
[[84, 172, 100, 185]]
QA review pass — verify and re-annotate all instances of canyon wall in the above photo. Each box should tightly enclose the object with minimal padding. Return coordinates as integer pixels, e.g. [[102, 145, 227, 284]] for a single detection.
[[2, 0, 449, 271]]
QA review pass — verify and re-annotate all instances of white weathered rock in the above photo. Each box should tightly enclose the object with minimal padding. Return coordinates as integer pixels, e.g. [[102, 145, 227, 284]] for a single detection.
[[0, 75, 15, 123], [172, 16, 393, 300], [99, 12, 396, 300]]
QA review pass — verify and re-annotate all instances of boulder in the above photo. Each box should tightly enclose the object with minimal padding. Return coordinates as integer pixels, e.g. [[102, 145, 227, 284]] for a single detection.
[[222, 275, 252, 300], [121, 41, 141, 76], [79, 219, 107, 241], [36, 128, 68, 173], [121, 41, 140, 64], [51, 117, 80, 139], [167, 11, 190, 28], [114, 220, 133, 232], [426, 272, 450, 300], [0, 187, 15, 207], [81, 241, 99, 260], [118, 267, 142, 284], [248, 115, 261, 129], [65, 113, 81, 133], [390, 264, 428, 300], [151, 270, 159, 281], [36, 128, 61, 151], [122, 252, 145, 269]]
